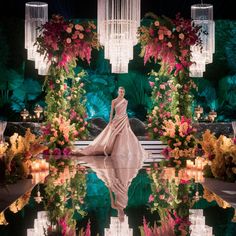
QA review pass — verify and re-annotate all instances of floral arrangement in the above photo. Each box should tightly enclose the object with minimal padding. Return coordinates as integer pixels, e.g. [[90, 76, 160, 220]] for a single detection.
[[139, 13, 201, 77], [160, 115, 197, 169], [147, 72, 174, 139], [36, 15, 93, 152], [0, 129, 47, 183], [198, 130, 236, 182], [43, 70, 89, 154], [36, 15, 98, 71], [42, 115, 76, 155], [139, 13, 201, 128], [44, 157, 87, 235]]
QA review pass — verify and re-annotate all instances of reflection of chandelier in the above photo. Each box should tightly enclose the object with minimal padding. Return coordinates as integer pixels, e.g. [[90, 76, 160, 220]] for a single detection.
[[25, 2, 49, 75], [97, 0, 140, 73], [190, 3, 215, 77], [104, 216, 133, 236]]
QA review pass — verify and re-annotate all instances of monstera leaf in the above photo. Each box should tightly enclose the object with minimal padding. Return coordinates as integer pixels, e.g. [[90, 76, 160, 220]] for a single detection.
[[0, 69, 24, 90], [218, 75, 236, 107], [11, 79, 42, 112], [225, 28, 236, 73], [117, 71, 151, 120], [215, 20, 236, 63], [86, 92, 110, 121]]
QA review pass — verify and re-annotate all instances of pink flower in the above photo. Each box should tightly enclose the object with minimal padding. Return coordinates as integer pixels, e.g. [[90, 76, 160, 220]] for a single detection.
[[149, 81, 155, 87], [153, 127, 158, 133], [62, 147, 71, 156], [233, 138, 236, 145], [159, 194, 165, 200], [159, 34, 164, 40], [75, 24, 84, 31], [146, 167, 151, 174], [167, 42, 172, 48], [52, 148, 61, 155], [84, 220, 91, 236], [161, 147, 172, 159], [66, 27, 72, 33], [148, 194, 154, 203], [180, 179, 190, 184], [66, 38, 72, 44], [154, 21, 160, 27], [160, 84, 166, 90], [179, 33, 185, 40], [79, 33, 84, 39]]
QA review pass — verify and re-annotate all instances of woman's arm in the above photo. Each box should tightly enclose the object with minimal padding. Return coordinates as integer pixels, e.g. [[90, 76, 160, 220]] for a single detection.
[[109, 100, 115, 123]]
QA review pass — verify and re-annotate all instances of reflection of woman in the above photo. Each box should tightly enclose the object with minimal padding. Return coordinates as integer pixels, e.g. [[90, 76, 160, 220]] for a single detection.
[[73, 87, 148, 160], [76, 155, 142, 222]]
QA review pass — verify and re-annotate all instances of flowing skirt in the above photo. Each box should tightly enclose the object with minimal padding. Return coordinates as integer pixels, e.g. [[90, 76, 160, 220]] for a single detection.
[[75, 115, 148, 166]]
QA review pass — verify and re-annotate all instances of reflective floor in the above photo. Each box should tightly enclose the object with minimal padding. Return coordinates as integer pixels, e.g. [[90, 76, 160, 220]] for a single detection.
[[0, 155, 236, 236]]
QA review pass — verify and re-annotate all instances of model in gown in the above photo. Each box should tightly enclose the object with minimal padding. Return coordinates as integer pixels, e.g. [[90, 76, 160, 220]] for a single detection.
[[73, 87, 148, 160]]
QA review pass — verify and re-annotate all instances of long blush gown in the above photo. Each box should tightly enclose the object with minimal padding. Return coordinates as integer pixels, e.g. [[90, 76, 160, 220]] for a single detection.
[[75, 98, 148, 162]]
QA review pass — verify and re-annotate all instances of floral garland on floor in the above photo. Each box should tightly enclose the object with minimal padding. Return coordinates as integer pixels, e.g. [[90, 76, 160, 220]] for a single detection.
[[138, 13, 201, 139], [36, 15, 98, 153]]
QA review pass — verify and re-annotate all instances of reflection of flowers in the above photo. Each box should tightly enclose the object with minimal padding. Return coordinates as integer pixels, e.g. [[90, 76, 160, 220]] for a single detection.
[[45, 157, 87, 235], [145, 164, 194, 236]]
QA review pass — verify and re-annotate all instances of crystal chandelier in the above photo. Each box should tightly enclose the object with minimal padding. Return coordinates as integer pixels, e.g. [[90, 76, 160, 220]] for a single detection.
[[25, 2, 49, 75], [97, 0, 140, 73], [190, 2, 215, 77], [104, 216, 133, 236]]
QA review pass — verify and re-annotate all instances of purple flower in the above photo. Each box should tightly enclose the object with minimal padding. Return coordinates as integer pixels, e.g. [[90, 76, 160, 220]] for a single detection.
[[161, 147, 172, 159], [43, 149, 50, 155], [52, 148, 62, 155], [62, 147, 71, 156]]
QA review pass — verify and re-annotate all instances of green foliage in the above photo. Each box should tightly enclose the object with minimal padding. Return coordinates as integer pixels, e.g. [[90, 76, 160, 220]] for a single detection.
[[82, 71, 116, 121], [218, 75, 236, 120]]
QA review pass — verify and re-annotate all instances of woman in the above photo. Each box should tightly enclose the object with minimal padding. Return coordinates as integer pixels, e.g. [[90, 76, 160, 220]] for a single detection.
[[73, 87, 148, 159]]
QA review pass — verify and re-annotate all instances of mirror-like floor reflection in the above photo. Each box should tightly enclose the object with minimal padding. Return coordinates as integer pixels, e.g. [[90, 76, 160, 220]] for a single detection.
[[0, 154, 236, 236]]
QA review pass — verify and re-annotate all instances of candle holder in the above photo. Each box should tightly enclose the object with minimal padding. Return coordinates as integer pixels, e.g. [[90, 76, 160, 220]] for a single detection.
[[194, 105, 203, 121], [34, 104, 43, 121], [20, 108, 29, 121], [0, 121, 7, 143], [208, 110, 217, 122]]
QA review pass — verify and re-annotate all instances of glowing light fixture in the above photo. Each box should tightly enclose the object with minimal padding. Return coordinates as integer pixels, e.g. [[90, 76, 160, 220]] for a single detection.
[[25, 2, 49, 75], [97, 0, 140, 73], [190, 2, 215, 77]]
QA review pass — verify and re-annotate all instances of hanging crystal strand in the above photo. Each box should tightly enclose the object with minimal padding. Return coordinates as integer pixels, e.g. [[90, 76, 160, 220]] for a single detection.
[[189, 3, 214, 77], [97, 0, 140, 73], [25, 2, 49, 75]]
